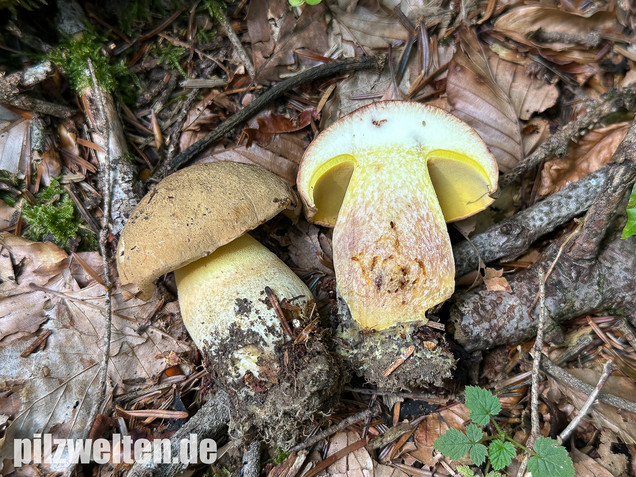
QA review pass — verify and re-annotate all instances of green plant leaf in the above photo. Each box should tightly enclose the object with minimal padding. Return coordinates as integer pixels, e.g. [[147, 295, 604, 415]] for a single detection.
[[434, 428, 472, 460], [527, 437, 575, 477], [457, 465, 475, 477], [622, 182, 636, 239], [465, 386, 501, 426], [488, 439, 516, 470], [465, 423, 483, 443], [485, 473, 503, 477], [470, 443, 488, 466]]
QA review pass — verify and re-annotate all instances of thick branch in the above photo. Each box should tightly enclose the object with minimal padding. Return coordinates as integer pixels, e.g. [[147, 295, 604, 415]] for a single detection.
[[82, 84, 141, 235], [453, 165, 610, 277], [450, 228, 636, 351], [451, 120, 636, 351]]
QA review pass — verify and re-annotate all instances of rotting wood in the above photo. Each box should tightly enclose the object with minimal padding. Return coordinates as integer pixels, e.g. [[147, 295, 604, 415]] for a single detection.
[[453, 165, 610, 277], [500, 82, 636, 189], [450, 121, 636, 351]]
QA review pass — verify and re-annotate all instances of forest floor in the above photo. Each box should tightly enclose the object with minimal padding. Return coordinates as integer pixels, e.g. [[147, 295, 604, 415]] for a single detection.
[[1, 0, 636, 476]]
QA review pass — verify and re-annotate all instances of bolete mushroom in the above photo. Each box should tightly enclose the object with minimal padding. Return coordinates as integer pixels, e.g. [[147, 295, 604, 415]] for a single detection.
[[117, 161, 342, 444], [297, 101, 498, 331]]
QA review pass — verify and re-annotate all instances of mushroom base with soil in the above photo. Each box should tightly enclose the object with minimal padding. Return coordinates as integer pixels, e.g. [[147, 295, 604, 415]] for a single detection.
[[332, 293, 455, 392], [174, 233, 345, 447]]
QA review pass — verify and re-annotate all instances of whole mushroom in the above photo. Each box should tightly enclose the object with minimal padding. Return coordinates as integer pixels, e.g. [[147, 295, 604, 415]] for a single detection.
[[117, 161, 342, 445], [297, 101, 499, 389]]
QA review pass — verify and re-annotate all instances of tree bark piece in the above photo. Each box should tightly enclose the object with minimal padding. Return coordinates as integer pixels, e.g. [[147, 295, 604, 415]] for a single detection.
[[453, 165, 610, 277], [450, 120, 636, 351], [499, 82, 636, 189], [81, 83, 141, 236], [450, 227, 636, 351]]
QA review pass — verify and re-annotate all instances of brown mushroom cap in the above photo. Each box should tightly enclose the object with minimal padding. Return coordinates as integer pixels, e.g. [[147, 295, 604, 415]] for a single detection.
[[117, 162, 296, 299]]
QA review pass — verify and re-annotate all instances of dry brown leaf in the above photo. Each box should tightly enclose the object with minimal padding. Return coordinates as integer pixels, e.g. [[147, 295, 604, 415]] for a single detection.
[[484, 267, 512, 293], [486, 54, 559, 121], [0, 106, 28, 176], [287, 221, 334, 275], [331, 5, 409, 49], [571, 448, 614, 477], [247, 0, 328, 82], [0, 235, 192, 472], [243, 109, 318, 147], [196, 128, 307, 184], [537, 122, 629, 197], [597, 429, 628, 476], [494, 6, 620, 63], [522, 117, 551, 156], [447, 29, 523, 172], [549, 369, 636, 445], [323, 431, 373, 477], [374, 463, 409, 477], [412, 404, 471, 465], [0, 234, 71, 343]]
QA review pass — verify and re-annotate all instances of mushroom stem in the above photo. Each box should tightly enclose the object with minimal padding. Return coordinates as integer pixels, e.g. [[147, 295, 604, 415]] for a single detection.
[[332, 147, 454, 330], [174, 234, 312, 380]]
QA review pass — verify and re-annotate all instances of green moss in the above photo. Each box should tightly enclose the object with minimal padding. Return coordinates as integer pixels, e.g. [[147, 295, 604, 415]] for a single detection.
[[201, 0, 226, 20], [156, 43, 187, 78], [0, 0, 46, 14], [48, 29, 140, 103], [22, 178, 97, 250], [272, 448, 290, 465]]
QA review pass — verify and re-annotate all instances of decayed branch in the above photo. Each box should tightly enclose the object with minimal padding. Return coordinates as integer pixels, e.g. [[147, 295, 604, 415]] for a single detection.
[[452, 164, 611, 277], [450, 120, 636, 351]]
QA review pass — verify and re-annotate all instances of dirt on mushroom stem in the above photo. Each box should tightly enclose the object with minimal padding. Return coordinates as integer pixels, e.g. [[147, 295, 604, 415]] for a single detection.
[[200, 298, 345, 448]]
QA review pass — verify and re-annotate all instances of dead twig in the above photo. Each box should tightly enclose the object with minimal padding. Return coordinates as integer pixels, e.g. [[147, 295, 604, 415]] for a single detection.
[[451, 119, 636, 350], [215, 8, 255, 78], [63, 58, 115, 477], [453, 165, 611, 278], [557, 359, 616, 444], [289, 403, 381, 453], [500, 82, 636, 189], [150, 55, 386, 181], [517, 270, 548, 477], [540, 359, 636, 413]]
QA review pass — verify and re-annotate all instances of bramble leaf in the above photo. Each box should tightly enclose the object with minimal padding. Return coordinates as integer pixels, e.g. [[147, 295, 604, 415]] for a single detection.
[[488, 439, 516, 470], [465, 386, 501, 426], [470, 443, 488, 466], [527, 437, 575, 477], [457, 465, 475, 477], [466, 423, 483, 443], [434, 428, 472, 460]]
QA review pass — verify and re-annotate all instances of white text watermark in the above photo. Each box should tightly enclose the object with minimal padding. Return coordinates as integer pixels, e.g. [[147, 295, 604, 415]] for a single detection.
[[13, 433, 217, 467]]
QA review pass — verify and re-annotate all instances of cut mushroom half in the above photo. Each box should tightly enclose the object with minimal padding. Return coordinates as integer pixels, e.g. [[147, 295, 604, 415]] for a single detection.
[[297, 101, 498, 330]]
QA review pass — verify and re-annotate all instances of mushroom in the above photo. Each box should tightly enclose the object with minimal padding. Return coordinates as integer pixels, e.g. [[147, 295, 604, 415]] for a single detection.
[[297, 101, 498, 330], [117, 161, 343, 443]]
